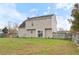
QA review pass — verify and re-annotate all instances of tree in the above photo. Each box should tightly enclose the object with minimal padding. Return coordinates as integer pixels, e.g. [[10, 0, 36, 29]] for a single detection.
[[70, 3, 79, 32], [2, 27, 8, 34], [7, 22, 18, 37], [7, 21, 18, 34], [58, 28, 65, 31]]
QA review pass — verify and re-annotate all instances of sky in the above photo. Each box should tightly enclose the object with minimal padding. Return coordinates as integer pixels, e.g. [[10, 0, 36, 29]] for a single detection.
[[0, 3, 74, 30]]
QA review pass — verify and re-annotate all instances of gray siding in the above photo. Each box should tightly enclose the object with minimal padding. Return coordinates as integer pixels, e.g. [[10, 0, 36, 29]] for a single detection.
[[18, 14, 57, 38]]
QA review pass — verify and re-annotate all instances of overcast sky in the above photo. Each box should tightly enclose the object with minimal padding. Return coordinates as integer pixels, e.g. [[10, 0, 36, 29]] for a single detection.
[[0, 3, 74, 30]]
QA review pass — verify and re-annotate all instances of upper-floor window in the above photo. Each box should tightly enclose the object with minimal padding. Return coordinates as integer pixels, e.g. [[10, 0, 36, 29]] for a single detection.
[[32, 23, 33, 26], [31, 21, 33, 26]]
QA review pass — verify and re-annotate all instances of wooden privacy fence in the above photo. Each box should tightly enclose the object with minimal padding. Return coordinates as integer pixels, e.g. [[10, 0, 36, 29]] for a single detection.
[[52, 32, 72, 39], [72, 32, 79, 46], [52, 32, 79, 46]]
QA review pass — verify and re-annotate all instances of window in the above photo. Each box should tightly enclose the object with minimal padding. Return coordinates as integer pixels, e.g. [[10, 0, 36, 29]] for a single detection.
[[31, 30, 33, 34], [38, 31, 43, 37], [31, 21, 33, 26], [32, 23, 33, 26]]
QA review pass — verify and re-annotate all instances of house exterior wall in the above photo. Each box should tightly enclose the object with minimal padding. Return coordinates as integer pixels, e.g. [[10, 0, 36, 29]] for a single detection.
[[18, 15, 57, 38], [26, 29, 36, 37], [17, 28, 26, 37], [25, 16, 52, 29], [45, 29, 52, 38], [18, 28, 36, 37], [51, 15, 57, 32]]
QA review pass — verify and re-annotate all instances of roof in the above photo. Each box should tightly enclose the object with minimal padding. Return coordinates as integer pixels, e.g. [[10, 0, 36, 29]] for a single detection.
[[27, 14, 54, 20], [19, 20, 26, 28], [19, 14, 55, 28]]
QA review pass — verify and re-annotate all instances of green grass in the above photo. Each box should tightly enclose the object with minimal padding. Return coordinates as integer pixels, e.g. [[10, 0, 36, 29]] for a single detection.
[[0, 37, 79, 55]]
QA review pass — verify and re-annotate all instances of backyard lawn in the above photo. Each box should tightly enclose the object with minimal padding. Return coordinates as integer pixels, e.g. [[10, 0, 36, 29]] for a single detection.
[[0, 37, 79, 55]]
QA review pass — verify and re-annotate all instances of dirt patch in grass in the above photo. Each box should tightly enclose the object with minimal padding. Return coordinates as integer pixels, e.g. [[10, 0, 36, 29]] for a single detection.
[[0, 43, 46, 55], [14, 43, 46, 55], [45, 45, 76, 55]]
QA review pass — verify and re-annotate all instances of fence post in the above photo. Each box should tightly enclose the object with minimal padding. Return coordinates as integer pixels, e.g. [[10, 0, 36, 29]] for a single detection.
[[73, 32, 79, 46]]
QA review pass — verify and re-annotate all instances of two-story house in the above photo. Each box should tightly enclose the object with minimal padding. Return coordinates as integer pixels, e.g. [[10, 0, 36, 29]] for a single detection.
[[18, 14, 57, 38]]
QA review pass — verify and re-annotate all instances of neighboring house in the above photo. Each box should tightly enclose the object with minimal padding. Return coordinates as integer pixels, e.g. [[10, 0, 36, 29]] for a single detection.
[[18, 14, 57, 38]]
